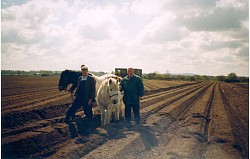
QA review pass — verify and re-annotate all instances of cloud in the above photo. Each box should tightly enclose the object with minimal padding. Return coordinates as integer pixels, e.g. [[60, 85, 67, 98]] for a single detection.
[[130, 0, 167, 16], [180, 8, 246, 31], [1, 0, 62, 45], [216, 0, 247, 9], [136, 13, 182, 43], [2, 0, 124, 69], [1, 0, 249, 76], [237, 47, 249, 62]]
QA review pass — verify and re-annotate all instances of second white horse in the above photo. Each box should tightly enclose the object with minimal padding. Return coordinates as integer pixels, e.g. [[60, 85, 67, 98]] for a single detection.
[[96, 78, 121, 126]]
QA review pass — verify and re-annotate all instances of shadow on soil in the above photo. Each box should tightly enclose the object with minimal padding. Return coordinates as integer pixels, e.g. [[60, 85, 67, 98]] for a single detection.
[[67, 114, 128, 140], [67, 114, 102, 138], [137, 126, 159, 150]]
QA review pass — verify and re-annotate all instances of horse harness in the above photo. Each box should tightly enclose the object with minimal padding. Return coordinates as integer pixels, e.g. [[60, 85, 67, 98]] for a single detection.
[[107, 88, 118, 98]]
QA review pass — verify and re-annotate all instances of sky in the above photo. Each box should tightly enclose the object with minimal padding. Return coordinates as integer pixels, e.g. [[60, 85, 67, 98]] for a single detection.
[[1, 0, 249, 76]]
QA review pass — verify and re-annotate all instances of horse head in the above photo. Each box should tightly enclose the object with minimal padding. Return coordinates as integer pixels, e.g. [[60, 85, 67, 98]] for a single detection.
[[58, 70, 71, 91], [107, 78, 119, 104]]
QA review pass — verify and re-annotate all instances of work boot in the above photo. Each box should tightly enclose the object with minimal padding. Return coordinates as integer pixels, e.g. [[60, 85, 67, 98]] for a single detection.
[[63, 118, 70, 124], [125, 121, 132, 128], [64, 112, 71, 124], [135, 121, 141, 126], [71, 114, 76, 120]]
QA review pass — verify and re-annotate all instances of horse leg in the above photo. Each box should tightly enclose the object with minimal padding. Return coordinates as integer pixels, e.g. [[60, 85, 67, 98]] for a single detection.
[[104, 110, 109, 126], [107, 110, 112, 124], [101, 109, 105, 126], [114, 104, 120, 121], [122, 103, 125, 119]]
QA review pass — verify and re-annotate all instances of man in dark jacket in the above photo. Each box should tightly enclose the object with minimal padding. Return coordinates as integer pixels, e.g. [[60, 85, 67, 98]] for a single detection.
[[120, 68, 144, 126], [64, 65, 96, 123]]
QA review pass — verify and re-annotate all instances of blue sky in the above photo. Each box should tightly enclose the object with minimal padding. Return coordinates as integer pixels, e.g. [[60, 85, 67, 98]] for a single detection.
[[1, 0, 249, 76]]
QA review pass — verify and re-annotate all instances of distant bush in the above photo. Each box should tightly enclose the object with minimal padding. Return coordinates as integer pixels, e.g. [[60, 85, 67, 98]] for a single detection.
[[224, 79, 240, 83], [238, 76, 249, 83], [216, 75, 226, 81], [143, 71, 248, 83], [1, 70, 61, 76]]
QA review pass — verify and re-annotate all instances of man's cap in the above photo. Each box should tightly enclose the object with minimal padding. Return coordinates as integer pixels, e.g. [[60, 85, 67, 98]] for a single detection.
[[81, 65, 88, 70]]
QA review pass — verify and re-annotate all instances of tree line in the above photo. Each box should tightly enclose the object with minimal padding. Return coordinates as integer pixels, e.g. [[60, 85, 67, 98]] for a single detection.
[[1, 70, 61, 76], [143, 72, 249, 83], [1, 70, 106, 77], [1, 70, 249, 83]]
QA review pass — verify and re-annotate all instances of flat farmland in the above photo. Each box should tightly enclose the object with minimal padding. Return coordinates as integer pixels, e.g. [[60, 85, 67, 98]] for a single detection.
[[1, 75, 249, 159]]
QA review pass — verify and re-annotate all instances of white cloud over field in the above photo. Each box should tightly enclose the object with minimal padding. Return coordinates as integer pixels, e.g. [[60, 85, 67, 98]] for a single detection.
[[1, 0, 249, 76]]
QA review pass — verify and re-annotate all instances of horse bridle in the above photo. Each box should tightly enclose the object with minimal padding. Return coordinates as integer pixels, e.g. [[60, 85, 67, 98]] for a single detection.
[[107, 88, 118, 98]]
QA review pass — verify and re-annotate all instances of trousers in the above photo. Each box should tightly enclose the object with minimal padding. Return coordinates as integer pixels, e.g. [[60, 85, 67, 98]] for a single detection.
[[125, 104, 140, 124], [65, 98, 93, 122]]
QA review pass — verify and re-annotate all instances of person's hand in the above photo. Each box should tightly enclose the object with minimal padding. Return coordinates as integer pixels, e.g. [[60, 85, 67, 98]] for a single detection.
[[139, 96, 143, 100], [88, 99, 92, 105]]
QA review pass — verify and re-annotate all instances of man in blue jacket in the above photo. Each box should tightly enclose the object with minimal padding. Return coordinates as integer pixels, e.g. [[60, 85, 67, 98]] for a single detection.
[[64, 65, 96, 123], [120, 68, 144, 126]]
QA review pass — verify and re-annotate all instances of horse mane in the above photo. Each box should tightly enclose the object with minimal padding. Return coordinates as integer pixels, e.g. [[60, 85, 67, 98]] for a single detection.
[[64, 69, 81, 75], [64, 70, 81, 78], [95, 74, 117, 82], [59, 70, 82, 86]]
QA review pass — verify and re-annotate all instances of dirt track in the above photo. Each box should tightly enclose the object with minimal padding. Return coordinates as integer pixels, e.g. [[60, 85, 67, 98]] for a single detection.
[[1, 76, 249, 159]]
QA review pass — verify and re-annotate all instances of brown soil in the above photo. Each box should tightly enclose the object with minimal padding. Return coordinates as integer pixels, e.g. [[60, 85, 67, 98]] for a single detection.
[[1, 76, 248, 159]]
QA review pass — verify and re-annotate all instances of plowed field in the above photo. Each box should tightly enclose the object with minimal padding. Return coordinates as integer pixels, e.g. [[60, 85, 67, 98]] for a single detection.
[[1, 75, 249, 159]]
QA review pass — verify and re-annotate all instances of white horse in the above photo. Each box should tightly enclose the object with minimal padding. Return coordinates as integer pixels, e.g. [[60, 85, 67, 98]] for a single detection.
[[96, 78, 121, 126], [90, 73, 124, 122], [91, 73, 118, 94]]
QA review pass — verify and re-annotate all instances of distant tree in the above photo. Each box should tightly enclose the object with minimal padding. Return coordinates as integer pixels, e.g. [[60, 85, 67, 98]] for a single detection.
[[228, 73, 238, 80], [194, 75, 201, 82], [216, 75, 226, 81], [225, 73, 240, 82], [176, 75, 182, 81], [163, 70, 171, 80], [189, 76, 196, 81], [155, 73, 163, 80], [200, 75, 209, 81], [165, 70, 170, 76], [147, 72, 158, 79]]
